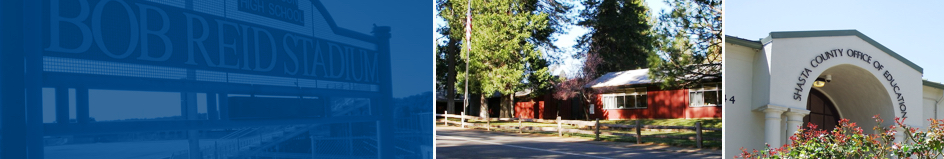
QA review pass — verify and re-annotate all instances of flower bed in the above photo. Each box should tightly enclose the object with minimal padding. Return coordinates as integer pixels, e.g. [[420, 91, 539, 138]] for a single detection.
[[737, 115, 944, 158]]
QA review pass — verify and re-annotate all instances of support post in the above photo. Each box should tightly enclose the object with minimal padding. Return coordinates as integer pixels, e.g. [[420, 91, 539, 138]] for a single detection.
[[635, 120, 642, 144], [518, 119, 523, 133], [208, 93, 218, 120], [595, 118, 600, 141], [695, 122, 703, 148], [894, 126, 906, 144], [444, 111, 448, 126], [486, 116, 490, 131], [219, 93, 229, 120], [461, 112, 466, 128], [76, 88, 90, 124], [26, 66, 43, 159], [316, 130, 322, 158], [24, 0, 43, 157], [55, 87, 70, 126], [1, 0, 29, 157], [785, 108, 811, 145], [557, 116, 562, 137], [372, 26, 395, 158], [26, 72, 42, 159], [758, 105, 787, 147], [183, 70, 201, 159]]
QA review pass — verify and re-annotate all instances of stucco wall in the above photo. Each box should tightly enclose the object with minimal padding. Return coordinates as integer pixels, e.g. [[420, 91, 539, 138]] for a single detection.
[[724, 42, 765, 157], [766, 35, 923, 128], [922, 85, 944, 126], [725, 31, 929, 158]]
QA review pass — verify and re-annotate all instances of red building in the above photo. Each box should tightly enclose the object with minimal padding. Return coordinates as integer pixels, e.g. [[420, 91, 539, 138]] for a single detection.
[[515, 69, 721, 120]]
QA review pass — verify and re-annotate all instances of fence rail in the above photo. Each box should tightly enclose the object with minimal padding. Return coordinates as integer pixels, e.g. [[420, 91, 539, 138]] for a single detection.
[[436, 113, 719, 148], [435, 114, 720, 131]]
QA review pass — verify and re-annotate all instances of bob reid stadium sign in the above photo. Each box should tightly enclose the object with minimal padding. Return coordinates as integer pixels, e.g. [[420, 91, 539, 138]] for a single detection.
[[45, 0, 380, 84]]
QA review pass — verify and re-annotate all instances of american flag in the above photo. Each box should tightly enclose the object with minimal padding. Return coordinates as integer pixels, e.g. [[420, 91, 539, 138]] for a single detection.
[[465, 0, 471, 51]]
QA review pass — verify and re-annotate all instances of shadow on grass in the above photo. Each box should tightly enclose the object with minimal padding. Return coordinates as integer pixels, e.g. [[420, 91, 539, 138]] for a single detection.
[[441, 123, 721, 149], [602, 118, 722, 129]]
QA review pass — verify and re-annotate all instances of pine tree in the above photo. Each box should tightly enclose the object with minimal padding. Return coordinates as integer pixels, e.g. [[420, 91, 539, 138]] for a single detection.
[[555, 0, 653, 120], [436, 0, 570, 118], [576, 0, 655, 75], [648, 0, 722, 88]]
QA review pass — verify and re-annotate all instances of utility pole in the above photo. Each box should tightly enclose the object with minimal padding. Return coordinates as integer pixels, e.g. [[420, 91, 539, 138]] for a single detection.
[[463, 0, 471, 118]]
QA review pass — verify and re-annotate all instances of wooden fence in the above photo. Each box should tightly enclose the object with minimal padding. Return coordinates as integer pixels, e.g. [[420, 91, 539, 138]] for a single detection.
[[435, 113, 719, 148]]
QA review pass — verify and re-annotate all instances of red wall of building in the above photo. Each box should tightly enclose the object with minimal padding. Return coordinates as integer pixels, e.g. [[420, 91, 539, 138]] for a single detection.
[[515, 100, 539, 119], [589, 86, 721, 119], [514, 95, 576, 119], [514, 86, 721, 120]]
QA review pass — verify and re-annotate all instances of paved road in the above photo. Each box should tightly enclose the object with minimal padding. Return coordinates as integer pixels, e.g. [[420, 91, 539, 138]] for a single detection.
[[436, 126, 721, 159]]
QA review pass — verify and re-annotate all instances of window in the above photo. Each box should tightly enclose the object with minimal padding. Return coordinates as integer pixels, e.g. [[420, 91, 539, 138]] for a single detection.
[[690, 83, 721, 107], [602, 87, 647, 109]]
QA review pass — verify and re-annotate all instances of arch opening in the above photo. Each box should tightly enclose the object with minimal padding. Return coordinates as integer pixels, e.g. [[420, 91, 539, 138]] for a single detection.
[[805, 88, 841, 131], [810, 64, 895, 131]]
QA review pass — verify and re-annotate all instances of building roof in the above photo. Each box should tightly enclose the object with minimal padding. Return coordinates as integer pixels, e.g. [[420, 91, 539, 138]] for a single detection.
[[728, 30, 922, 73], [586, 69, 652, 88], [434, 89, 463, 102], [924, 79, 944, 90], [725, 35, 762, 49], [514, 89, 533, 97]]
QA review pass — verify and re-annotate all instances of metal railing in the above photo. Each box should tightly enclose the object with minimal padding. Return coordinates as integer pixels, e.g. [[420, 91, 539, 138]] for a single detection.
[[168, 125, 309, 159], [393, 113, 433, 158]]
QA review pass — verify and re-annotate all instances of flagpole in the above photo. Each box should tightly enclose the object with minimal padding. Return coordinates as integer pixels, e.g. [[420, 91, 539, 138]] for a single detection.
[[463, 0, 471, 118]]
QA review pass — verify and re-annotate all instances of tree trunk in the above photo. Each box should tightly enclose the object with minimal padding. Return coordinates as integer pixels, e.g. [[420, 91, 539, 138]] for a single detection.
[[480, 94, 489, 118], [510, 94, 515, 118], [446, 40, 458, 115], [583, 94, 594, 121], [583, 100, 591, 121], [499, 94, 514, 118]]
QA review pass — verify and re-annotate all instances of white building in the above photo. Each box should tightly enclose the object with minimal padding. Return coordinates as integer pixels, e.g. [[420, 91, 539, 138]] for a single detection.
[[724, 30, 944, 156]]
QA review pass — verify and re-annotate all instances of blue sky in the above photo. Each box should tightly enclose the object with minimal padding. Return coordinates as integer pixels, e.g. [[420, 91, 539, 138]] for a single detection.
[[433, 0, 669, 78], [726, 0, 944, 82]]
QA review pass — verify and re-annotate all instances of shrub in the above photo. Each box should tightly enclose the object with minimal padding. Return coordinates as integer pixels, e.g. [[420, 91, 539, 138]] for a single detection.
[[736, 115, 944, 159]]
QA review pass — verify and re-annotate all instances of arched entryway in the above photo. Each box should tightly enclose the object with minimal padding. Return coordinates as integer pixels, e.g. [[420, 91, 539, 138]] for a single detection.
[[812, 64, 895, 131], [724, 30, 929, 156], [805, 89, 841, 131]]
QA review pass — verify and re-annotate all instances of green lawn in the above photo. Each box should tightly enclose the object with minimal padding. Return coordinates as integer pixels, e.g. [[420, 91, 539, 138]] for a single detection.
[[606, 129, 721, 138], [441, 117, 721, 129], [600, 118, 722, 129], [479, 127, 721, 148], [566, 132, 721, 148], [442, 119, 580, 129], [478, 121, 581, 129], [436, 118, 722, 148]]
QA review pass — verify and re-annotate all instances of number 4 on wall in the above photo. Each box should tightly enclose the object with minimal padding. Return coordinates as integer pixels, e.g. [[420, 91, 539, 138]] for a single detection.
[[725, 95, 735, 104]]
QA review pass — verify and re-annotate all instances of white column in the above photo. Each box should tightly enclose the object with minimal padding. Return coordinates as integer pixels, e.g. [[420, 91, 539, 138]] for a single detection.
[[316, 130, 318, 158], [757, 105, 787, 147], [893, 126, 906, 144], [785, 108, 810, 145]]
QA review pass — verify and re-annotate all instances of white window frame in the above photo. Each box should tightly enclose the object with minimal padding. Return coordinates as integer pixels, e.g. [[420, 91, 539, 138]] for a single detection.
[[689, 83, 721, 107], [602, 87, 647, 109]]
